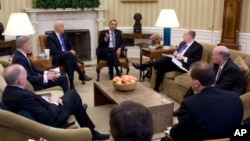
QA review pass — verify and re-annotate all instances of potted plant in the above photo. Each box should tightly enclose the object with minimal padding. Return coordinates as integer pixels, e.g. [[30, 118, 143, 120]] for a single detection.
[[32, 0, 100, 10]]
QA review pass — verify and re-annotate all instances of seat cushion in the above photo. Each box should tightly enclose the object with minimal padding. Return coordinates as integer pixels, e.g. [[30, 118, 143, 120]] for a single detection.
[[164, 71, 183, 79], [174, 74, 191, 89]]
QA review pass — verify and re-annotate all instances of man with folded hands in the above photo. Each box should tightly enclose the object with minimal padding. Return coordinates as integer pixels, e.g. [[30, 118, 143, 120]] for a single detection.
[[2, 64, 110, 141]]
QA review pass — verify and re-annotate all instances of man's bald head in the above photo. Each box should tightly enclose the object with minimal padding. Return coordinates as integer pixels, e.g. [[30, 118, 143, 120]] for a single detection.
[[212, 46, 230, 65], [4, 64, 26, 86]]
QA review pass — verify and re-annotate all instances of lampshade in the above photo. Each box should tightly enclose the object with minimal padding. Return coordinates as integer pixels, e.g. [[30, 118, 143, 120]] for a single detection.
[[3, 13, 35, 36], [155, 9, 180, 28], [155, 9, 180, 46]]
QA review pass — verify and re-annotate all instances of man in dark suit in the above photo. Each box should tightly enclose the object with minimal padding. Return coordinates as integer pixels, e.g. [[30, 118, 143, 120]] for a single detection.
[[169, 61, 243, 141], [133, 30, 203, 92], [2, 64, 110, 140], [12, 36, 69, 92], [184, 46, 245, 97], [47, 20, 92, 89], [96, 19, 124, 80]]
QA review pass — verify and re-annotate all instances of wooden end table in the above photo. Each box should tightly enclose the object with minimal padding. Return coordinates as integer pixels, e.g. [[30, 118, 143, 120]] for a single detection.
[[139, 46, 177, 81], [0, 39, 16, 57], [29, 55, 52, 70], [94, 81, 174, 133]]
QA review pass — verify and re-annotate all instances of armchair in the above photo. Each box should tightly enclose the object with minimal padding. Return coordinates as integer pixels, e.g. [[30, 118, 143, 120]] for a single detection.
[[0, 110, 92, 141], [96, 31, 130, 81]]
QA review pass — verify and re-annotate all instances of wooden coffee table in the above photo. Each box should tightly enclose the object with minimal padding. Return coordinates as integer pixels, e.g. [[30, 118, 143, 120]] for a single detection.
[[94, 81, 174, 133]]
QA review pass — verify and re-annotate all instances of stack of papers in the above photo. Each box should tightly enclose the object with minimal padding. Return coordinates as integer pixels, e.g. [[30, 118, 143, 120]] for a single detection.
[[163, 54, 188, 72]]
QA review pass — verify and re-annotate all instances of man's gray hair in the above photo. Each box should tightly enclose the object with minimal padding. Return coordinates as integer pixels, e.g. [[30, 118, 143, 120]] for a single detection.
[[219, 50, 230, 60], [16, 36, 30, 49]]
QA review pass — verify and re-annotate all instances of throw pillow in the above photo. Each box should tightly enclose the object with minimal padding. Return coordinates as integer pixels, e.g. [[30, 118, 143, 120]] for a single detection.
[[234, 56, 250, 79]]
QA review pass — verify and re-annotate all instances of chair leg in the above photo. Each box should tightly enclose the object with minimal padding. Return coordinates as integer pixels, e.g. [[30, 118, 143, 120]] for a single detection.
[[120, 66, 123, 73], [126, 67, 130, 75], [96, 67, 101, 81]]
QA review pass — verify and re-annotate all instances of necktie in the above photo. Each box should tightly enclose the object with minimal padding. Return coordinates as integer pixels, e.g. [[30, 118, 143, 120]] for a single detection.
[[178, 44, 188, 53], [59, 34, 66, 51], [215, 67, 222, 82], [112, 32, 116, 47]]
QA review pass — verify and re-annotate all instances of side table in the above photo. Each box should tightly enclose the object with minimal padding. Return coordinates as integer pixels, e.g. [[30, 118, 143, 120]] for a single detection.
[[139, 46, 176, 81], [0, 39, 16, 57], [29, 55, 52, 70]]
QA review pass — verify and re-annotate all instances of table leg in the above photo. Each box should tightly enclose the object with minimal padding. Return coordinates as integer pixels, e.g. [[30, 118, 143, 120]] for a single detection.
[[139, 49, 143, 81]]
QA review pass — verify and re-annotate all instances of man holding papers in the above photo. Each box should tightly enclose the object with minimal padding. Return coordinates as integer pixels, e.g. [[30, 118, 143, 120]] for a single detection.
[[132, 29, 203, 92]]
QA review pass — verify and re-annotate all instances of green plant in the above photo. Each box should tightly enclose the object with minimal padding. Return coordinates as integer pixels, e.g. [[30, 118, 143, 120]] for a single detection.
[[32, 0, 100, 10]]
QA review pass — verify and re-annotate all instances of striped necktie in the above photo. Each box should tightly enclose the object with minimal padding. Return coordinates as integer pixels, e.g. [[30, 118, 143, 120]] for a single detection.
[[178, 44, 188, 53], [59, 34, 66, 51]]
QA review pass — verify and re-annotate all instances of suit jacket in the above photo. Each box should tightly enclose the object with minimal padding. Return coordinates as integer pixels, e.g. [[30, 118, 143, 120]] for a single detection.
[[170, 87, 243, 141], [214, 58, 245, 95], [12, 50, 44, 84], [47, 32, 75, 66], [178, 41, 203, 70], [96, 29, 124, 58], [2, 86, 69, 127]]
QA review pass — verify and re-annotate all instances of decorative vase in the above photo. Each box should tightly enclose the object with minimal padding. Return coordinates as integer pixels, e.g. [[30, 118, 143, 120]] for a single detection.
[[151, 40, 160, 45]]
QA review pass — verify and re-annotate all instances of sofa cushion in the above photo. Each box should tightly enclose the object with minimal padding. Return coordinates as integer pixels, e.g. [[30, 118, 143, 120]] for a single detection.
[[174, 74, 191, 89], [0, 64, 4, 75], [164, 71, 183, 79], [234, 56, 250, 79]]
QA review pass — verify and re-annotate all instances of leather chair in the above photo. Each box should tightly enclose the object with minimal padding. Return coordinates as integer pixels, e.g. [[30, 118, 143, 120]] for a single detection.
[[39, 35, 85, 84], [96, 31, 130, 81]]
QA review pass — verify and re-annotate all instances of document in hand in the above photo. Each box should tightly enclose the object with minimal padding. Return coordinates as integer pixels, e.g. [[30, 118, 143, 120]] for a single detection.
[[163, 54, 189, 72]]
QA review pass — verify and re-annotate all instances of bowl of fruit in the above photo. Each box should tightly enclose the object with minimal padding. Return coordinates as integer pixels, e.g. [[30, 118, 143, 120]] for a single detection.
[[112, 75, 138, 91]]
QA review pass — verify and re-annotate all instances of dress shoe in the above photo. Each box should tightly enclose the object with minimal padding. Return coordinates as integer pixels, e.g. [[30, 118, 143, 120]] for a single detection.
[[116, 71, 121, 77], [92, 131, 110, 140], [109, 75, 113, 80], [83, 74, 92, 81], [78, 75, 86, 84], [173, 108, 180, 117], [132, 62, 147, 71], [83, 103, 88, 110]]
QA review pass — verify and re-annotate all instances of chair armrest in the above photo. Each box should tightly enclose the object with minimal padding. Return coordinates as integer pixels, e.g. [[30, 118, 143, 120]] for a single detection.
[[0, 110, 92, 141]]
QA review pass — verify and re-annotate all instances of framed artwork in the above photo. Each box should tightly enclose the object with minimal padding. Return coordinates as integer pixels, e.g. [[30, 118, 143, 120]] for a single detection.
[[121, 0, 158, 3]]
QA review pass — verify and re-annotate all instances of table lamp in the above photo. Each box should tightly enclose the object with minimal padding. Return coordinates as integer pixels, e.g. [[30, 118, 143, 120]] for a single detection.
[[3, 13, 35, 37], [155, 9, 180, 46]]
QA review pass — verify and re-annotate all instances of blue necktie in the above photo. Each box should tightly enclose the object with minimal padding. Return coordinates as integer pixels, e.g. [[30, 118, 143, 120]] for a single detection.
[[59, 34, 66, 51], [178, 44, 188, 53]]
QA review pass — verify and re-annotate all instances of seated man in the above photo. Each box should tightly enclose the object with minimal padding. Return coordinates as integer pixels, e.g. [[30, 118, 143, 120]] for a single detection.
[[12, 36, 69, 92], [109, 101, 153, 141], [184, 45, 245, 98], [47, 20, 92, 89], [2, 64, 109, 140], [96, 19, 124, 80], [132, 29, 203, 92], [169, 61, 243, 141]]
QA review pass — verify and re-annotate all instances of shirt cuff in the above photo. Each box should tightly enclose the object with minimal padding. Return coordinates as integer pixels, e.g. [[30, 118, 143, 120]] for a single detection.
[[51, 102, 59, 106], [183, 57, 188, 63], [43, 71, 48, 83]]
